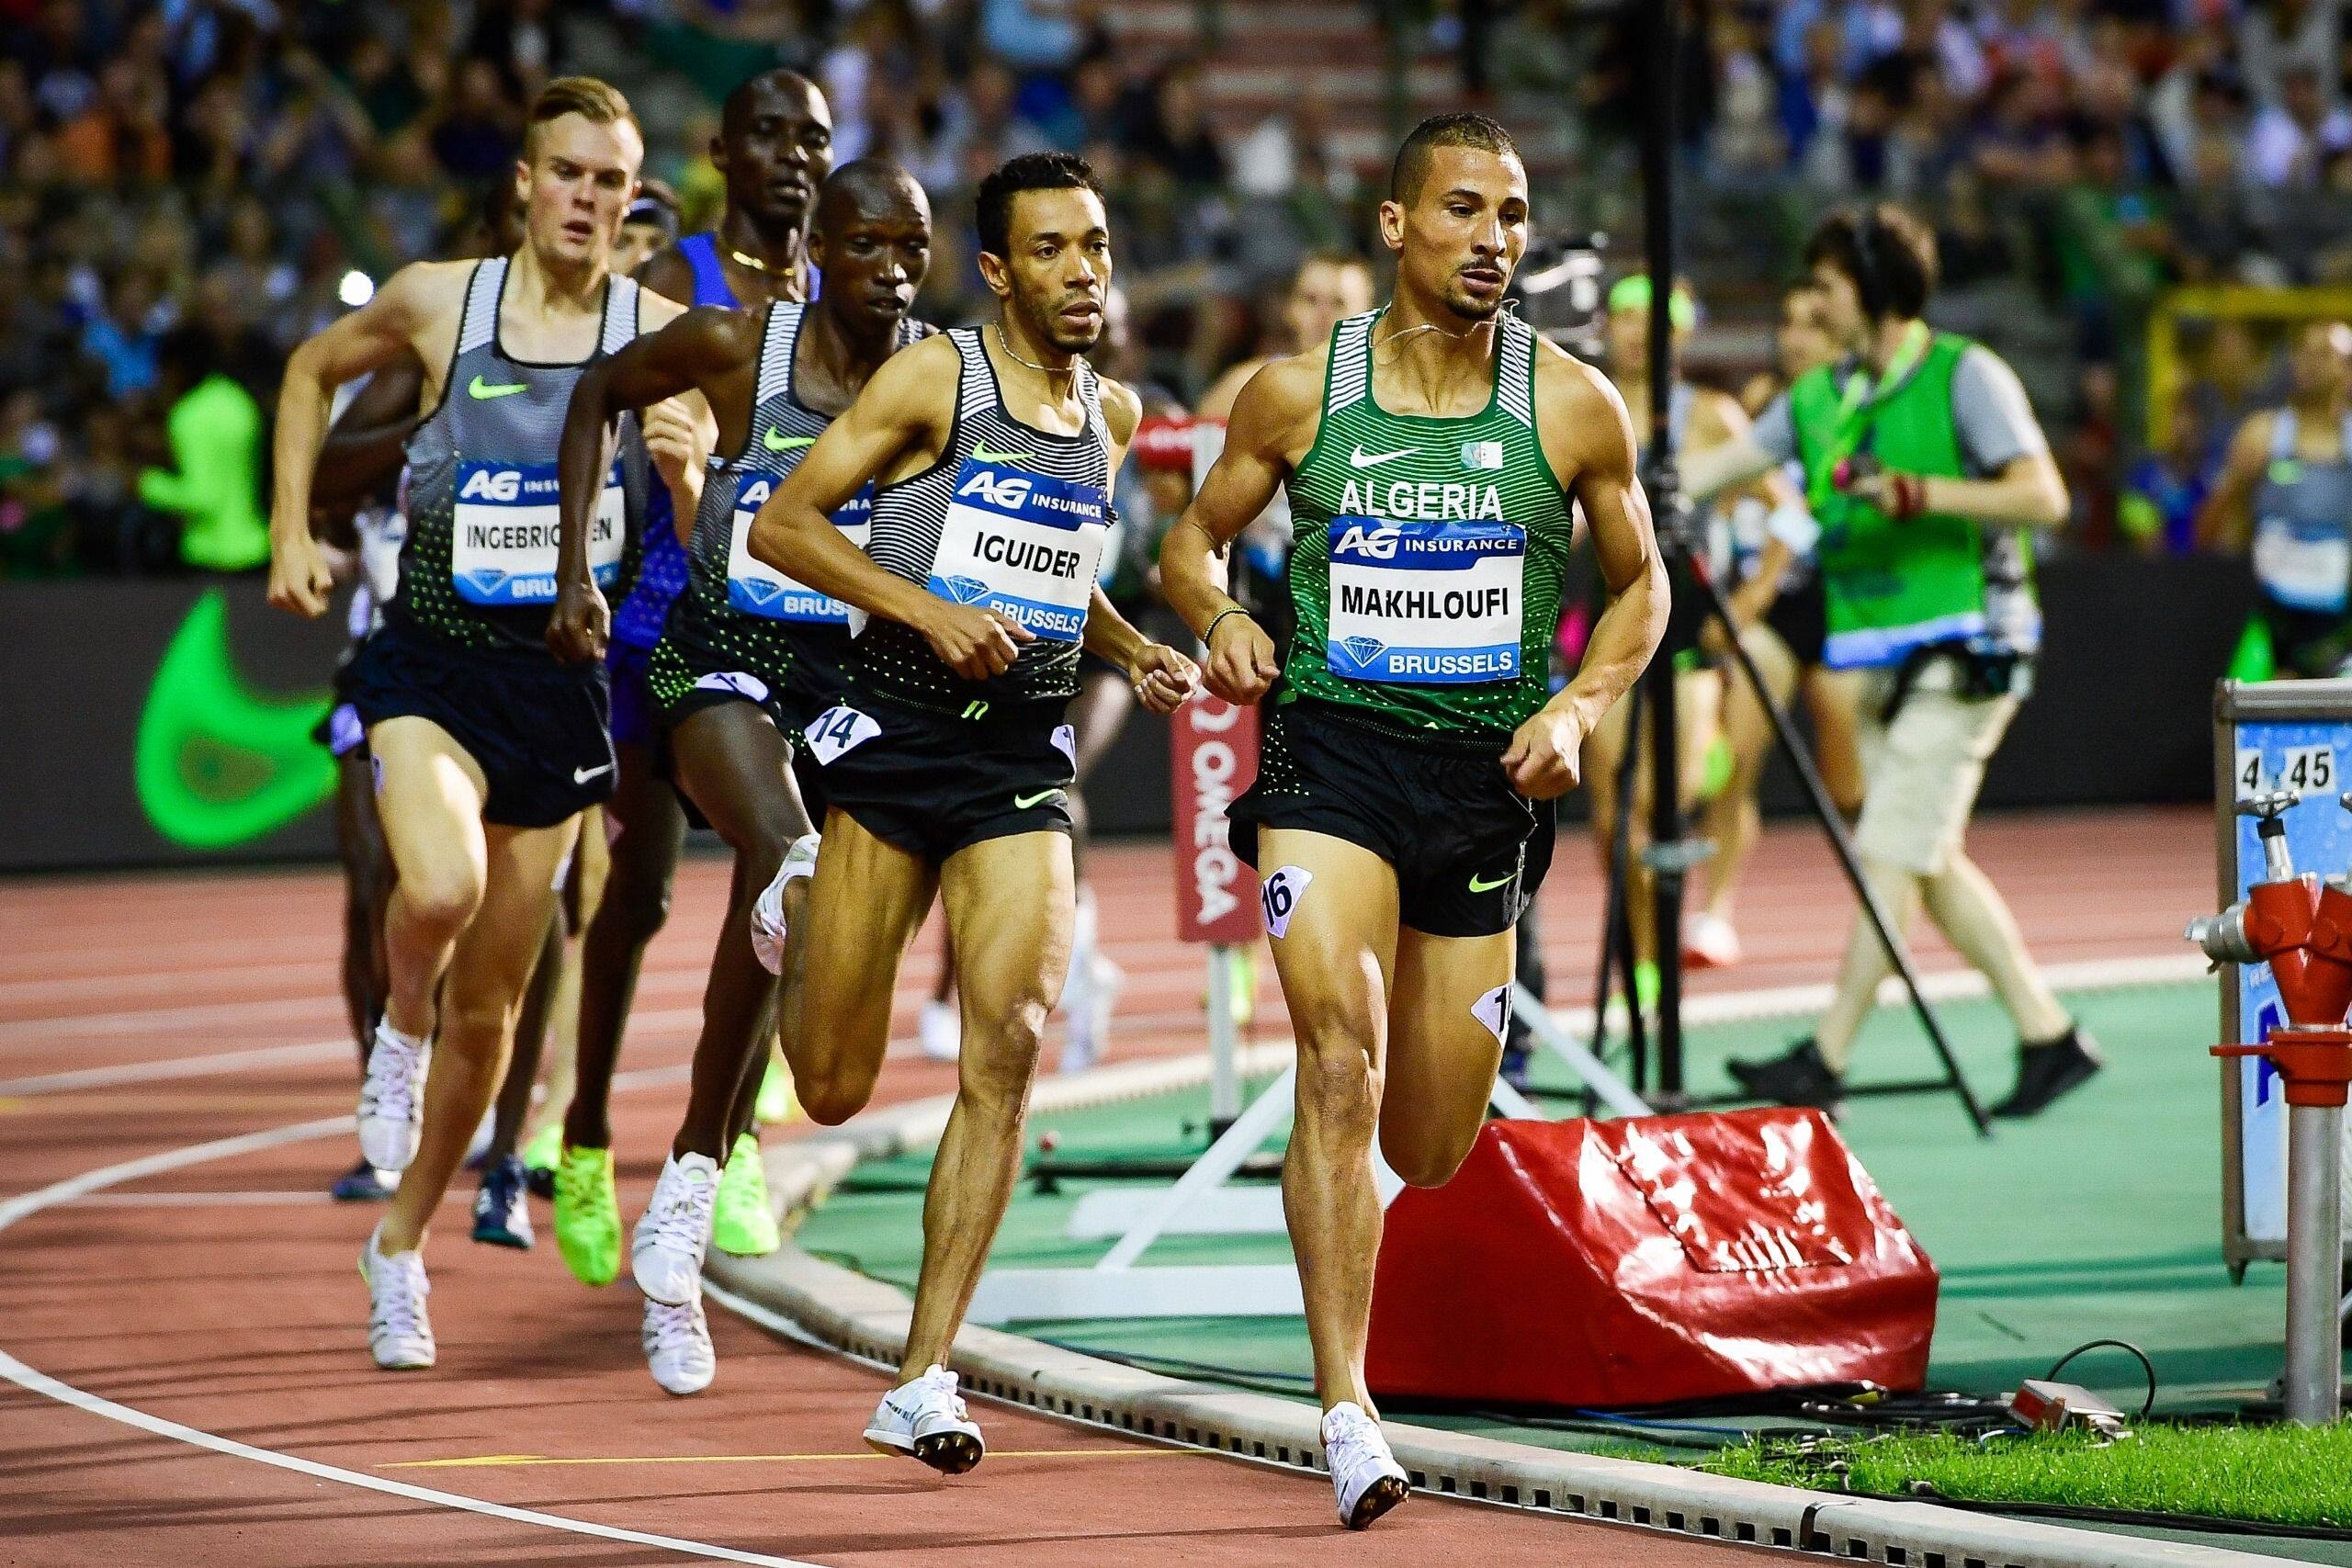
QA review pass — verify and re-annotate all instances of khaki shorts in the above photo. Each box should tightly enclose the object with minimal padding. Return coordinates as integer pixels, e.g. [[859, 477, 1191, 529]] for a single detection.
[[1851, 658, 2018, 875]]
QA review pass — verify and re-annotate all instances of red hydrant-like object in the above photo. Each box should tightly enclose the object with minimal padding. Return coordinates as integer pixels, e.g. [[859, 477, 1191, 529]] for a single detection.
[[2188, 788, 2352, 1107], [2187, 785, 2352, 1424]]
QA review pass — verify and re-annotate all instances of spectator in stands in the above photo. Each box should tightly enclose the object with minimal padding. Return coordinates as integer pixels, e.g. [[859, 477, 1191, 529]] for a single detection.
[[2245, 61, 2352, 186], [2241, 0, 2342, 109], [1129, 59, 1225, 189]]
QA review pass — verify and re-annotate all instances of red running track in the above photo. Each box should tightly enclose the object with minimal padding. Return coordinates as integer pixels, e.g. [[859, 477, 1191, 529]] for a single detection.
[[0, 807, 2202, 1565]]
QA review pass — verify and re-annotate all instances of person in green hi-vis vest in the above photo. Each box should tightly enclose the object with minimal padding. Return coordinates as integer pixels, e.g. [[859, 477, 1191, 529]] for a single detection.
[[1684, 203, 2104, 1122]]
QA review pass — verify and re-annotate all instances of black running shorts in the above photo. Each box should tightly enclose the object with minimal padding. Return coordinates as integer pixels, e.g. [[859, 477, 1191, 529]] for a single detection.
[[811, 682, 1074, 864], [343, 624, 614, 829], [1765, 571, 1828, 669], [1229, 699, 1555, 939]]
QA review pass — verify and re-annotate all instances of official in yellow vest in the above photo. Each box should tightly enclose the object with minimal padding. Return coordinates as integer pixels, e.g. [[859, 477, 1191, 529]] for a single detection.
[[1684, 203, 2103, 1121]]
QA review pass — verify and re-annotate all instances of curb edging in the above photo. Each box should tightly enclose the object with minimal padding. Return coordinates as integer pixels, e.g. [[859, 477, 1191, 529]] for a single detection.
[[715, 997, 2267, 1568]]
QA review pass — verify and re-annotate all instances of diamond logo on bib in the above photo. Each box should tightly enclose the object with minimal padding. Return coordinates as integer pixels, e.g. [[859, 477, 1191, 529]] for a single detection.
[[452, 458, 624, 606], [1324, 515, 1524, 685], [728, 474, 870, 623], [925, 460, 1108, 642]]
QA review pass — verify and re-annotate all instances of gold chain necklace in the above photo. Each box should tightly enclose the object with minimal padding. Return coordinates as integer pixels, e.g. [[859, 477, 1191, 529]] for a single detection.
[[990, 322, 1082, 386]]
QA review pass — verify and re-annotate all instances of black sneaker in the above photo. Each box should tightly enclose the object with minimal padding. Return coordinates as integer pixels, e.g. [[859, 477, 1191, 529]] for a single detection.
[[1990, 1026, 2104, 1118], [329, 1156, 395, 1202], [1726, 1038, 1847, 1117], [470, 1155, 535, 1248]]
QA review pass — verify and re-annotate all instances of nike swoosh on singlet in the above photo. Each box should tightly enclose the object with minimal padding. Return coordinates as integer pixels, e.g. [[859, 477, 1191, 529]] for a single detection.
[[135, 590, 336, 849], [469, 376, 528, 400], [1013, 789, 1062, 809], [764, 429, 817, 452], [972, 445, 1036, 467], [573, 762, 615, 784], [1348, 444, 1419, 468], [1467, 870, 1513, 893]]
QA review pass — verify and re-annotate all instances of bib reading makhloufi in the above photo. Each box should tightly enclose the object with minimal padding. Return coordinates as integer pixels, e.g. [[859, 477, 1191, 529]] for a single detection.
[[727, 475, 874, 623], [1325, 515, 1525, 683], [451, 457, 625, 605], [926, 460, 1108, 641]]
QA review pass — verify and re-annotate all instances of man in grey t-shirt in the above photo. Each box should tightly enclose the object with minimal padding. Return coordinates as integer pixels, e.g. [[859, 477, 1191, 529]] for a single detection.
[[1683, 203, 2102, 1123]]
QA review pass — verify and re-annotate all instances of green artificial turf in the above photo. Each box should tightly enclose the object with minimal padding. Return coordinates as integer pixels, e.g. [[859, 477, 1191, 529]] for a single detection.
[[1707, 1424, 2352, 1530]]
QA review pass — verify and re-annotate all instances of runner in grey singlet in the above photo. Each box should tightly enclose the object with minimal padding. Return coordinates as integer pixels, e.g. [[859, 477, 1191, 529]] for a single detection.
[[393, 255, 649, 655]]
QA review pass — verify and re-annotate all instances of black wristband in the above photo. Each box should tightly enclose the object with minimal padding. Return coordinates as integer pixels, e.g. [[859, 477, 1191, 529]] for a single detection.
[[1203, 605, 1247, 647]]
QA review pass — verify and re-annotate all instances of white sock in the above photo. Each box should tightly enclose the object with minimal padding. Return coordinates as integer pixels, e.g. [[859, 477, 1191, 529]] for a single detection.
[[1060, 886, 1098, 1011]]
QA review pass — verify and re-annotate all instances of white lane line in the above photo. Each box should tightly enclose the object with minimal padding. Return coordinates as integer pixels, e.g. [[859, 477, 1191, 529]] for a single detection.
[[0, 1087, 822, 1567], [0, 1040, 349, 1097]]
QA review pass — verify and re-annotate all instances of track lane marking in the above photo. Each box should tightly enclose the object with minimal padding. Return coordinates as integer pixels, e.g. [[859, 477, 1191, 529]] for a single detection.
[[0, 1101, 827, 1567], [386, 1449, 1205, 1468]]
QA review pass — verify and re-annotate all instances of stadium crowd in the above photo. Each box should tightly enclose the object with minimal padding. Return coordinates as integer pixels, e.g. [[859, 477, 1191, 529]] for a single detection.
[[1, 0, 2347, 576]]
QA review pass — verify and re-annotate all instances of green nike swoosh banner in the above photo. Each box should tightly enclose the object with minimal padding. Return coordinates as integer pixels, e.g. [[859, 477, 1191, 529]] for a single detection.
[[136, 589, 339, 849]]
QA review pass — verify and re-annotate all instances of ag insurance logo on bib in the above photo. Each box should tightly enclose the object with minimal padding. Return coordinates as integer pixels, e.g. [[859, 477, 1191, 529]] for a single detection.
[[927, 461, 1107, 642], [729, 476, 873, 623], [1325, 514, 1525, 684], [451, 459, 625, 605]]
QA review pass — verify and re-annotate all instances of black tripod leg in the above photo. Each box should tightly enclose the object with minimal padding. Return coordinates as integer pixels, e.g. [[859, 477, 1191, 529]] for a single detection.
[[1686, 561, 1993, 1137]]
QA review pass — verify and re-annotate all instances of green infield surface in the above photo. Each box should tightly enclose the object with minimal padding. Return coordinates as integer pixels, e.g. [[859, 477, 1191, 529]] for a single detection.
[[799, 976, 2344, 1551]]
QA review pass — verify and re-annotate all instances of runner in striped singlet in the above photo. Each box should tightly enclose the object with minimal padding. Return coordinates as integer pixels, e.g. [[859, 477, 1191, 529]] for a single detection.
[[549, 161, 935, 1396], [1161, 113, 1668, 1529], [266, 78, 667, 1373], [552, 69, 836, 1292], [749, 152, 1199, 1474]]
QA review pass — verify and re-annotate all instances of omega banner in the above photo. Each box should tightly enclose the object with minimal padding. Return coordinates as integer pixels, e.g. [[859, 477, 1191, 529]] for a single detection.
[[1169, 694, 1262, 944]]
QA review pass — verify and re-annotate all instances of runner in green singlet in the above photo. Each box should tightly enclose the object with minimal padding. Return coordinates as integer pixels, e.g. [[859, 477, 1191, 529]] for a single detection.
[[1160, 113, 1668, 1529]]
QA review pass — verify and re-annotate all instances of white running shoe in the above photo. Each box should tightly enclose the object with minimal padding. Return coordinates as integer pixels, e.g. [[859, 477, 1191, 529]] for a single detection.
[[1684, 911, 1744, 970], [751, 832, 822, 976], [918, 998, 961, 1061], [356, 1022, 429, 1172], [359, 1223, 435, 1371], [631, 1150, 720, 1306], [641, 1295, 717, 1395], [863, 1364, 985, 1474], [1322, 1403, 1408, 1529]]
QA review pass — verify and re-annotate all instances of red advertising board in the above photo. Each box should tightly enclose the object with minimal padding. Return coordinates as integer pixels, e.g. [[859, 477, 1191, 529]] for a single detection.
[[1170, 695, 1262, 944]]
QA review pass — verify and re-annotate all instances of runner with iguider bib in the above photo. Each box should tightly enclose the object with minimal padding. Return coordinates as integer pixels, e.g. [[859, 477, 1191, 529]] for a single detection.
[[745, 152, 1199, 1475], [1160, 112, 1668, 1530]]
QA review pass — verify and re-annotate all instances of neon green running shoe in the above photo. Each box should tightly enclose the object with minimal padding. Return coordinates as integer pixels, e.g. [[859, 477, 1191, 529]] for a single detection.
[[553, 1145, 621, 1286], [713, 1133, 781, 1258], [521, 1122, 562, 1176], [754, 1053, 798, 1127], [1634, 959, 1661, 1015]]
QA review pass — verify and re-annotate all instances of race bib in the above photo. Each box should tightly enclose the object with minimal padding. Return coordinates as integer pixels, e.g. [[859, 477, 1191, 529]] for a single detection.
[[926, 460, 1108, 642], [2254, 516, 2351, 615], [1324, 516, 1524, 684], [451, 459, 623, 605], [728, 474, 871, 623], [801, 704, 881, 766]]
